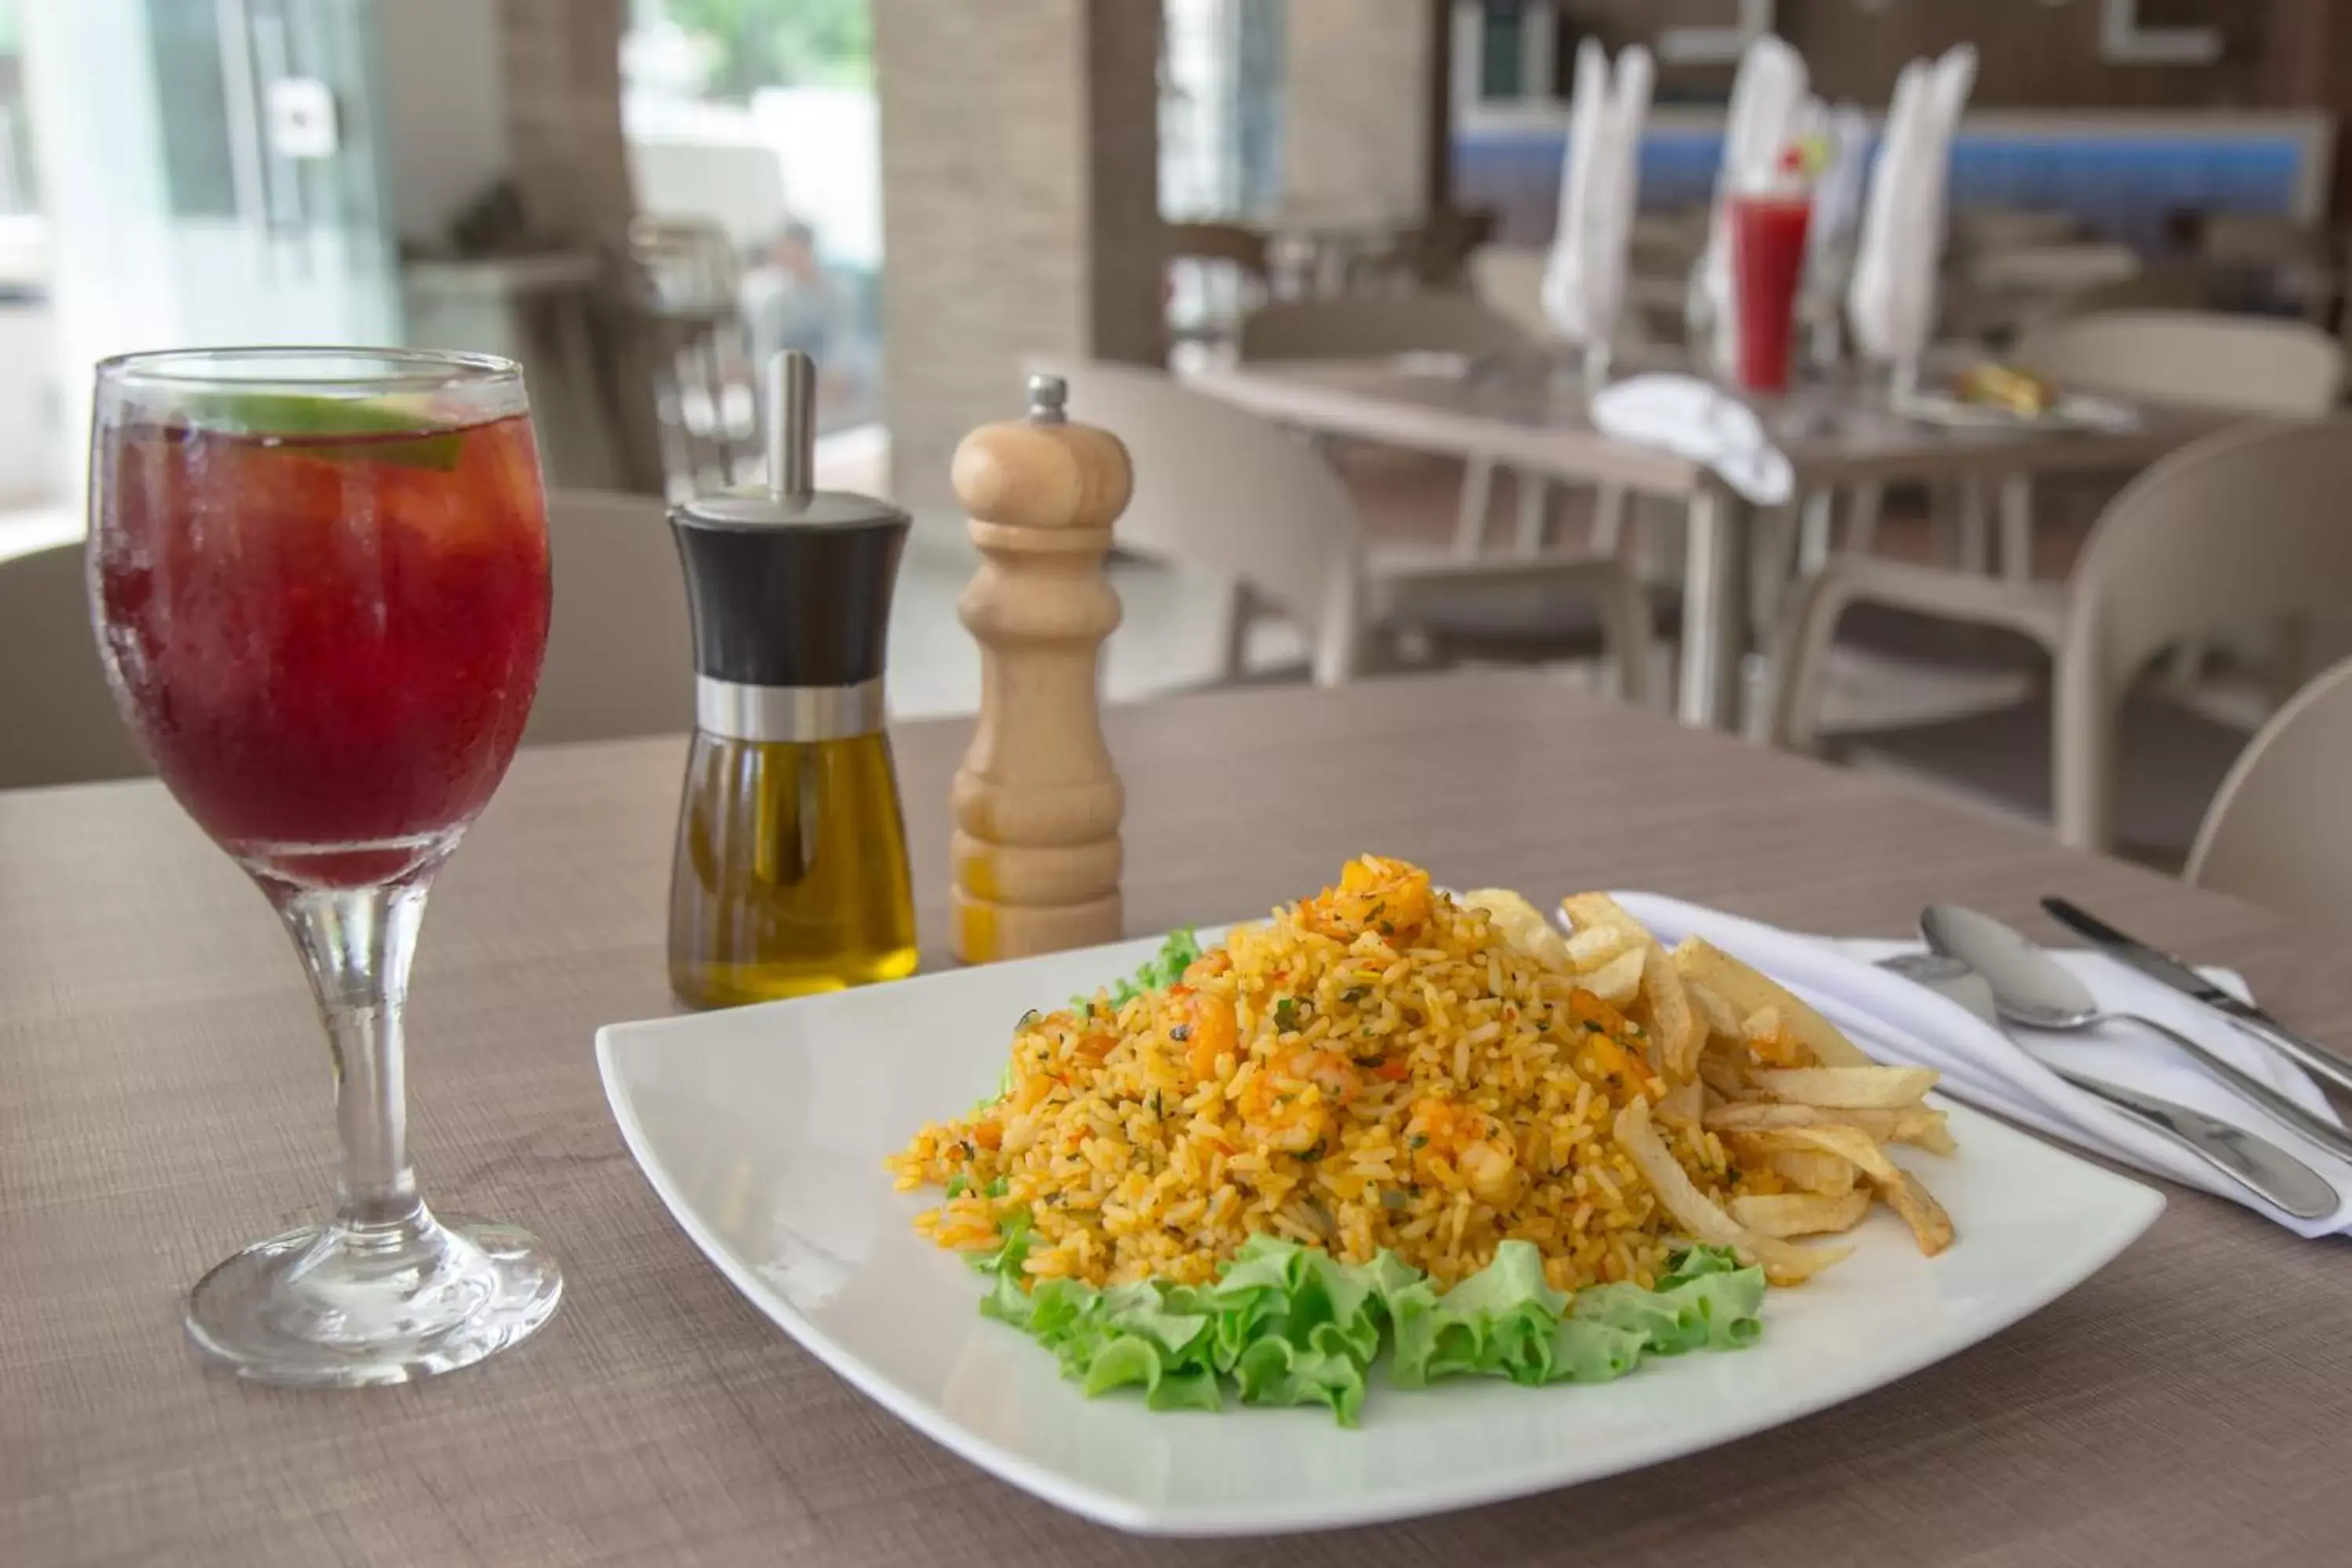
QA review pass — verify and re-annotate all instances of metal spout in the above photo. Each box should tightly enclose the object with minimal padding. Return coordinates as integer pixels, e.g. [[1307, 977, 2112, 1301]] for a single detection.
[[768, 350, 817, 504]]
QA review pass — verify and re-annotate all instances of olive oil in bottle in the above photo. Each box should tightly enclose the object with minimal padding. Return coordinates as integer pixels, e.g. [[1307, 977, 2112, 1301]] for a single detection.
[[666, 352, 917, 1006]]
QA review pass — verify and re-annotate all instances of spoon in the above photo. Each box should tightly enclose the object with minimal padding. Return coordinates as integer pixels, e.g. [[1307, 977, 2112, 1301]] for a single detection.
[[1921, 905, 2352, 1167], [1880, 949, 2338, 1221]]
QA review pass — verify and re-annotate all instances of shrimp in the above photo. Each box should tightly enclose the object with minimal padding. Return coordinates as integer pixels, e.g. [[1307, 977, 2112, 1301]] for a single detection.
[[1240, 1073, 1332, 1153], [1300, 855, 1433, 946], [1170, 987, 1237, 1083], [1287, 1048, 1361, 1106], [1406, 1097, 1521, 1204]]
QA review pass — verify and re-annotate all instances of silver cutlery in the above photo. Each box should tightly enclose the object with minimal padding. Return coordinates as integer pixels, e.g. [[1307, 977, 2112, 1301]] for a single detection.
[[1921, 904, 2352, 1169], [1878, 949, 2337, 1221], [2042, 895, 2352, 1102]]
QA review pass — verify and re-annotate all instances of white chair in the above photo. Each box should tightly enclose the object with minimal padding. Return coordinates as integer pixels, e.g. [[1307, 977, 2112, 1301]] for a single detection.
[[2187, 655, 2352, 928], [1468, 245, 1553, 343], [1037, 358, 1652, 699], [0, 542, 150, 789], [1237, 295, 1539, 558], [2016, 310, 2346, 418], [1772, 417, 2352, 853], [0, 495, 692, 794], [524, 490, 694, 746]]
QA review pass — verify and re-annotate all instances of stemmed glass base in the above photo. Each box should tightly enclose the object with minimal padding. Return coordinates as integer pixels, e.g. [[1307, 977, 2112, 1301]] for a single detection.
[[185, 1203, 561, 1388]]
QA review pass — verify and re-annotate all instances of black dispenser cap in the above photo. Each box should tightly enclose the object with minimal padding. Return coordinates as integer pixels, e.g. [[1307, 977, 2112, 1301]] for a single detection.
[[668, 353, 912, 688]]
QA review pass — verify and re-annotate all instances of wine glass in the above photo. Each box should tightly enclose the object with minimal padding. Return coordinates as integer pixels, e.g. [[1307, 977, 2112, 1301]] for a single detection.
[[87, 348, 562, 1386]]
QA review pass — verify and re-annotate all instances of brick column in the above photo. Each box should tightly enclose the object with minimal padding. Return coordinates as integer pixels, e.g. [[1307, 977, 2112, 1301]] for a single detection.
[[1281, 0, 1439, 223], [873, 0, 1164, 519], [496, 0, 667, 493]]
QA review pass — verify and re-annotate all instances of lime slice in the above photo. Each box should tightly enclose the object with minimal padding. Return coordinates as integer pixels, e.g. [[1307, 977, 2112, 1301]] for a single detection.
[[180, 390, 466, 472]]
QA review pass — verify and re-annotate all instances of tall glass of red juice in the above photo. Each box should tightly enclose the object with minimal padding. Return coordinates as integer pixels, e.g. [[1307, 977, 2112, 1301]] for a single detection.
[[1730, 191, 1814, 394], [89, 348, 561, 1387]]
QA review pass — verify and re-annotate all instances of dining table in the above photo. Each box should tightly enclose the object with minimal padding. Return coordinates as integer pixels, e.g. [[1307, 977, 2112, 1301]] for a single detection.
[[1186, 356, 2224, 731], [8, 669, 2351, 1566]]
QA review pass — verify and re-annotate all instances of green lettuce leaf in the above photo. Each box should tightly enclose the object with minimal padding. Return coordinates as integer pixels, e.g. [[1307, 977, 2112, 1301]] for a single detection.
[[970, 1223, 1766, 1425], [1070, 927, 1203, 1012]]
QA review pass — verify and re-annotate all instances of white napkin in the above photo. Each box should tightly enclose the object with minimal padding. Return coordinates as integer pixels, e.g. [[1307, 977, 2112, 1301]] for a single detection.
[[1541, 41, 1653, 351], [1847, 45, 1976, 376], [1612, 892, 2352, 1237], [1807, 103, 1872, 267], [1589, 375, 1793, 504], [1693, 36, 1808, 378]]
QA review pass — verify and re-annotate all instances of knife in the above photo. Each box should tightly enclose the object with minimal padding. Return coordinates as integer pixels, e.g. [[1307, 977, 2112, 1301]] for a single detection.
[[1878, 950, 2338, 1221], [2042, 897, 2352, 1102]]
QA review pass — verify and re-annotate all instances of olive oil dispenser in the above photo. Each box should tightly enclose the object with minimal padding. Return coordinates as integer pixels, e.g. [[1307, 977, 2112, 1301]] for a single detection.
[[667, 352, 917, 1005]]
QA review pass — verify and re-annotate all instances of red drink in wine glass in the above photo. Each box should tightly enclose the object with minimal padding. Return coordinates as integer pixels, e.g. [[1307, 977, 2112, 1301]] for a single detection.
[[88, 348, 561, 1388], [95, 410, 549, 887]]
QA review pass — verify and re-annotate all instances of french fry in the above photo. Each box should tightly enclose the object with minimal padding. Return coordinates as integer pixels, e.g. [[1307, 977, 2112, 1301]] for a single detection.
[[1730, 1190, 1872, 1238], [1747, 1124, 1956, 1257], [1654, 1076, 1704, 1131], [1751, 1066, 1941, 1109], [1686, 978, 1740, 1041], [1671, 938, 1875, 1068], [1462, 889, 1572, 969], [1697, 1050, 1755, 1100], [1737, 1142, 1859, 1196], [1561, 892, 1647, 946], [1642, 946, 1704, 1080], [1708, 1102, 1893, 1134], [1613, 1099, 1851, 1285], [1565, 925, 1634, 970]]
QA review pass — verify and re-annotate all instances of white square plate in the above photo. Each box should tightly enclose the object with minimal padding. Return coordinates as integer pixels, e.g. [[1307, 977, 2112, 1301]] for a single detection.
[[597, 927, 2164, 1537]]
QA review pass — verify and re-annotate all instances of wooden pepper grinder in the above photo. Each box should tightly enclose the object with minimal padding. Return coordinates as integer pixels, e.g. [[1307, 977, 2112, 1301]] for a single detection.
[[949, 374, 1132, 964]]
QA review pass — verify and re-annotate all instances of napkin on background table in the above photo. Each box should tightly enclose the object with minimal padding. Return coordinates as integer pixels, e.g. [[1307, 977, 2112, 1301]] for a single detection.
[[1588, 374, 1794, 504], [1615, 891, 2352, 1239], [1846, 44, 1976, 379], [1541, 39, 1653, 353]]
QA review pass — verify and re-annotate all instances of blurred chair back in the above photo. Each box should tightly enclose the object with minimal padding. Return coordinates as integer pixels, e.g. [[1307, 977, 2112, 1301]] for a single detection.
[[1966, 240, 2141, 296], [524, 491, 695, 746], [1949, 206, 2082, 256], [2186, 655, 2352, 928], [2016, 310, 2345, 417], [0, 542, 150, 789], [1237, 294, 1531, 362], [2056, 417, 2352, 847], [1399, 205, 1499, 289], [1030, 358, 1367, 684], [1468, 245, 1553, 341], [1165, 221, 1274, 356], [628, 214, 757, 494]]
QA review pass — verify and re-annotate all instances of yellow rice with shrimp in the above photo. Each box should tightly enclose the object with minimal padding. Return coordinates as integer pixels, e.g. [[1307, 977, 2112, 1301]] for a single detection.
[[888, 856, 1759, 1294]]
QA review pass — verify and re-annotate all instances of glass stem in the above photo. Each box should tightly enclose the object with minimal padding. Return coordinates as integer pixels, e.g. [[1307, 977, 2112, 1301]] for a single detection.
[[273, 877, 431, 1230]]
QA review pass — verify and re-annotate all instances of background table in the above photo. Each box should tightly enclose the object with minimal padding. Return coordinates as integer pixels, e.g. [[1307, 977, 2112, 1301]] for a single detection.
[[7, 671, 2350, 1566], [1189, 358, 2221, 729]]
